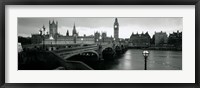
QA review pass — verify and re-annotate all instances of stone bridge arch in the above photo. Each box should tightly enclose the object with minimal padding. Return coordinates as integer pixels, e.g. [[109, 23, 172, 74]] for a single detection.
[[102, 46, 114, 52], [113, 44, 126, 55], [101, 46, 116, 60]]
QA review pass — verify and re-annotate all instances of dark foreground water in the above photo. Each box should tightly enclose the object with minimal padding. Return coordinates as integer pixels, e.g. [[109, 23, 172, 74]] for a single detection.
[[82, 49, 182, 70]]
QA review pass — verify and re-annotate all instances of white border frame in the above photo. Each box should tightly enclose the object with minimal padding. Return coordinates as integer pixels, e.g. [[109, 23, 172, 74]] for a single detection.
[[5, 5, 195, 83]]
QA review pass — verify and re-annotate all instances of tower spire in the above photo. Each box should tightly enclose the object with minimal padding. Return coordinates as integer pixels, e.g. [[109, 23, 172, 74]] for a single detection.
[[66, 30, 69, 36], [115, 18, 118, 23], [73, 22, 76, 29], [52, 20, 55, 24], [42, 24, 45, 31], [73, 22, 77, 36]]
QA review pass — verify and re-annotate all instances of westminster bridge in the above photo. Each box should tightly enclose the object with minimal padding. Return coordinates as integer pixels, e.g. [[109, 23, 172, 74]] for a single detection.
[[19, 43, 128, 70], [51, 43, 128, 61], [23, 42, 128, 60]]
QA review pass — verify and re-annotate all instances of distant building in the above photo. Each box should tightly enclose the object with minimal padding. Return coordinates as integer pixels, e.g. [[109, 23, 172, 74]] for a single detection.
[[31, 34, 43, 44], [94, 31, 100, 43], [168, 30, 182, 47], [150, 35, 155, 45], [94, 32, 113, 44], [129, 32, 151, 47], [154, 31, 168, 46], [102, 32, 107, 42], [102, 37, 113, 44], [77, 36, 95, 44], [102, 32, 107, 39], [46, 36, 74, 44], [18, 36, 32, 45], [45, 36, 95, 45]]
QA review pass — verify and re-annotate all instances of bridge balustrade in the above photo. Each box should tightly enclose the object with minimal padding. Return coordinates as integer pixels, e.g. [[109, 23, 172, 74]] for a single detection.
[[52, 43, 117, 60]]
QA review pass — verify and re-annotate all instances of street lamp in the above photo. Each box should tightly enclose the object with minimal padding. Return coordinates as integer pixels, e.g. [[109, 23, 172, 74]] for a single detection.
[[39, 29, 45, 50], [42, 25, 46, 50], [98, 36, 102, 61], [49, 35, 54, 51], [96, 39, 99, 44], [142, 50, 149, 70]]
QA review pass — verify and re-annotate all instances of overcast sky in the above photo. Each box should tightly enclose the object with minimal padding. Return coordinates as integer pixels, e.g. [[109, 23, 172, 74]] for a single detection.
[[18, 17, 182, 38]]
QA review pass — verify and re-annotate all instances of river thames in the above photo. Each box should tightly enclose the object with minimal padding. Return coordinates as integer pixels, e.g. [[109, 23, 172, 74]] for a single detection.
[[85, 49, 182, 70]]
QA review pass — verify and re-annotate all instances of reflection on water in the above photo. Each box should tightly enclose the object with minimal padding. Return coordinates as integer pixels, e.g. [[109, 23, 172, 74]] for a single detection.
[[86, 49, 182, 70]]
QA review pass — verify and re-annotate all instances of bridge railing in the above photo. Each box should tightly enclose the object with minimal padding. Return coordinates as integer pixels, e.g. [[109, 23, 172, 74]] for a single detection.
[[53, 45, 98, 53], [58, 47, 100, 58], [53, 44, 112, 54]]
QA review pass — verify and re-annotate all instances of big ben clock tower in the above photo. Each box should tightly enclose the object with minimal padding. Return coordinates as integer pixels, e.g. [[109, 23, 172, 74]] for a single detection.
[[114, 18, 119, 41]]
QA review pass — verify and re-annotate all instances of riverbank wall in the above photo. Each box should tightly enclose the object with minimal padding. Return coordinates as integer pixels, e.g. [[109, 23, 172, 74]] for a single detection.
[[128, 46, 182, 51]]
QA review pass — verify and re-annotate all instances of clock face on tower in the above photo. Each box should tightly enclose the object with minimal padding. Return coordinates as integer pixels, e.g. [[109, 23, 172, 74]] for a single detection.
[[115, 25, 118, 28]]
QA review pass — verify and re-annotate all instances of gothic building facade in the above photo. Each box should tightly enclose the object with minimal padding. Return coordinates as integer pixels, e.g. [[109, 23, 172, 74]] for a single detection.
[[101, 32, 113, 43], [168, 30, 182, 47], [154, 31, 168, 46], [129, 32, 151, 47], [49, 20, 58, 39], [44, 21, 94, 45], [94, 31, 113, 44], [31, 19, 119, 45]]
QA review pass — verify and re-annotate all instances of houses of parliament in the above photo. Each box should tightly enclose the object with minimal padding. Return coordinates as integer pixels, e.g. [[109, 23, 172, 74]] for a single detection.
[[30, 17, 182, 49], [31, 18, 119, 45]]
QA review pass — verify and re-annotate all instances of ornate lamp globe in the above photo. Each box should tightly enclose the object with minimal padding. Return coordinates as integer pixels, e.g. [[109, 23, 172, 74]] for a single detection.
[[142, 50, 149, 57]]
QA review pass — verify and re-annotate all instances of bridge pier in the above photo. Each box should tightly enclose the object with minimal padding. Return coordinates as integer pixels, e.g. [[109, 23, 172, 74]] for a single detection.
[[97, 44, 103, 61]]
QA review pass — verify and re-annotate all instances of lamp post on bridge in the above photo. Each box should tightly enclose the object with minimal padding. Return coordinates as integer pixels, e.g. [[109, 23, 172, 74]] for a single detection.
[[39, 26, 46, 50], [42, 25, 46, 50], [99, 36, 102, 45], [98, 36, 102, 61], [96, 39, 99, 46], [49, 35, 54, 51], [142, 50, 149, 70]]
